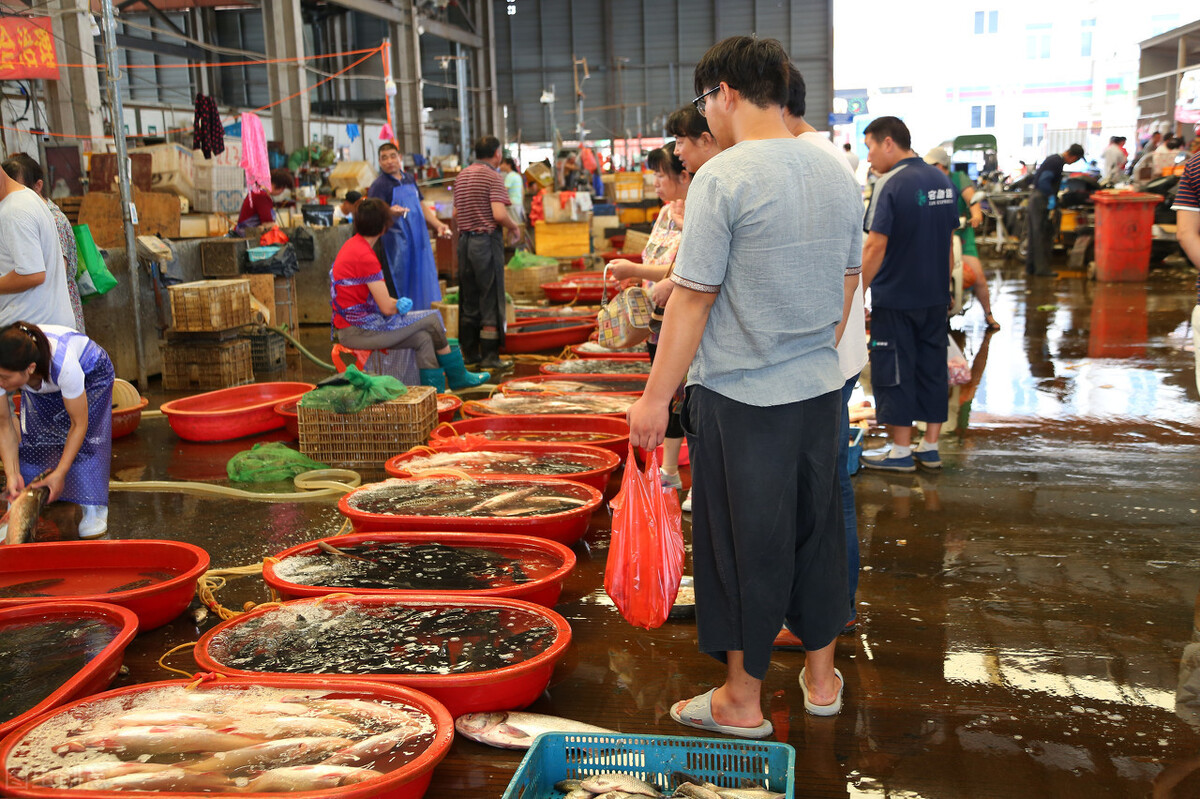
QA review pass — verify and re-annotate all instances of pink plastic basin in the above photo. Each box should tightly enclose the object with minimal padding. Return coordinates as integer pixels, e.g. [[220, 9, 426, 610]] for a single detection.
[[264, 531, 576, 607], [0, 540, 210, 631], [160, 382, 315, 442]]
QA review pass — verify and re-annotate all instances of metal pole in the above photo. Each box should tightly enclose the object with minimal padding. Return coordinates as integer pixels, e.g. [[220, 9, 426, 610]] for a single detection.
[[100, 0, 148, 389], [455, 44, 469, 164], [31, 81, 49, 181]]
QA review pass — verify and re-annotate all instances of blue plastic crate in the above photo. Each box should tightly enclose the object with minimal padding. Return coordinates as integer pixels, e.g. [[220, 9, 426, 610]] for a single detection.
[[847, 425, 864, 477], [502, 732, 794, 799]]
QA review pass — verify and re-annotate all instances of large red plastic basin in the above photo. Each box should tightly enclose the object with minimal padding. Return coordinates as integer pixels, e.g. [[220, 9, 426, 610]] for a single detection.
[[540, 359, 651, 375], [539, 282, 615, 304], [463, 393, 633, 420], [502, 374, 647, 395], [264, 531, 576, 607], [387, 441, 620, 495], [429, 415, 629, 458], [501, 317, 597, 355], [160, 382, 315, 442], [194, 595, 572, 718], [0, 540, 209, 631], [0, 602, 138, 741], [338, 476, 602, 545], [569, 343, 650, 360], [0, 677, 453, 799], [273, 398, 300, 439]]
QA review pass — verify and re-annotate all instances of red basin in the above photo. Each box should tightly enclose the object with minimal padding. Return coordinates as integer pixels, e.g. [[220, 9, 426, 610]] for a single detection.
[[0, 602, 138, 741], [264, 531, 576, 607], [540, 282, 614, 304], [436, 394, 462, 424], [273, 399, 300, 439], [501, 374, 647, 395], [501, 317, 597, 355], [600, 250, 642, 264], [111, 397, 149, 439], [569, 343, 650, 360], [339, 476, 602, 545], [540, 359, 651, 375], [463, 393, 634, 420], [0, 540, 210, 631], [0, 677, 453, 799], [429, 415, 630, 458], [160, 382, 315, 442], [387, 441, 620, 495], [194, 595, 572, 718]]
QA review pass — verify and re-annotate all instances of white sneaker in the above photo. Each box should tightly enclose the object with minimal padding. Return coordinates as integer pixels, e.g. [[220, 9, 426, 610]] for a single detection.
[[79, 505, 108, 539], [680, 489, 692, 513], [659, 469, 682, 489]]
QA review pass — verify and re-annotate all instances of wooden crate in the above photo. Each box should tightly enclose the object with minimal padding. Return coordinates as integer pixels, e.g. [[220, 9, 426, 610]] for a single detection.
[[200, 239, 247, 277], [161, 339, 252, 391], [78, 189, 181, 248], [504, 261, 559, 301], [613, 172, 643, 203], [533, 221, 591, 258], [168, 279, 252, 332], [298, 385, 437, 470], [248, 274, 298, 333]]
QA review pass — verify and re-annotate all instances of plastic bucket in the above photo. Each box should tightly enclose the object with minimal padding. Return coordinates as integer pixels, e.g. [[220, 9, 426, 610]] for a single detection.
[[1091, 191, 1161, 282]]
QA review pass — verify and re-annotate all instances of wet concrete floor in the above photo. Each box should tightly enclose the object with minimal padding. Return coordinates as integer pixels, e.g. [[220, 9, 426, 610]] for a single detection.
[[61, 253, 1200, 796]]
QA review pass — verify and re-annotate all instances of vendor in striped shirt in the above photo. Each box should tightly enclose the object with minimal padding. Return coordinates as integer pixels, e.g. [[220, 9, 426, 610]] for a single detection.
[[1172, 148, 1199, 390], [453, 136, 522, 369]]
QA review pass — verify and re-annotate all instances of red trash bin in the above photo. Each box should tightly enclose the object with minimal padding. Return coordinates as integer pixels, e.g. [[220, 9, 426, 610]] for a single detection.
[[1091, 190, 1162, 282]]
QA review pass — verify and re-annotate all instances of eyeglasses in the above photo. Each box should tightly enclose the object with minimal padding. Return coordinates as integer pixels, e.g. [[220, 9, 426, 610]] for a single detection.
[[692, 85, 720, 117]]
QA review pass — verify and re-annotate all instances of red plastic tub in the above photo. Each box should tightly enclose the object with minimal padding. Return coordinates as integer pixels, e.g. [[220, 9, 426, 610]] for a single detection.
[[501, 317, 597, 354], [463, 392, 635, 419], [264, 531, 576, 607], [0, 602, 138, 741], [0, 540, 210, 631], [0, 676, 453, 799], [273, 399, 300, 439], [435, 394, 462, 424], [569, 343, 650, 360], [429, 415, 630, 458], [160, 382, 315, 442], [338, 476, 602, 545], [386, 441, 620, 495], [600, 250, 642, 264], [111, 396, 149, 439], [539, 282, 615, 304], [540, 359, 651, 375], [502, 374, 647, 395], [194, 595, 572, 717]]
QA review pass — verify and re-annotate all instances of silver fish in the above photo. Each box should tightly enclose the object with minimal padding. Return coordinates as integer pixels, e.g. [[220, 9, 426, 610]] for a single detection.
[[31, 761, 173, 788], [455, 711, 614, 750], [245, 765, 384, 791], [711, 787, 785, 799], [185, 736, 353, 772], [1, 481, 48, 545], [322, 728, 416, 765], [58, 725, 263, 755], [580, 773, 662, 797], [74, 768, 232, 792], [672, 784, 722, 799]]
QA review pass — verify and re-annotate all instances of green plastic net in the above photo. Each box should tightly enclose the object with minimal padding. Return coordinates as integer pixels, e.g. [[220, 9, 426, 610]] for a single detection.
[[506, 250, 558, 270], [299, 365, 407, 414], [227, 442, 328, 483]]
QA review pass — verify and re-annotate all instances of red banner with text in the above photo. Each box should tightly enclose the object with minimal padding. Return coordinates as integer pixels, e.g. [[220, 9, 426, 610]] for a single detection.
[[0, 17, 59, 80]]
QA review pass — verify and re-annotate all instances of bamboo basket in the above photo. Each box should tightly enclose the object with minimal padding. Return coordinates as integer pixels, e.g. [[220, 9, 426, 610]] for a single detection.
[[504, 262, 559, 301], [168, 279, 252, 332], [298, 385, 437, 470], [161, 339, 253, 391]]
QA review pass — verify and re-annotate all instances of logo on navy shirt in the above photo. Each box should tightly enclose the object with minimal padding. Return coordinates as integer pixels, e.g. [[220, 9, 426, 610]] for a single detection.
[[916, 187, 956, 207]]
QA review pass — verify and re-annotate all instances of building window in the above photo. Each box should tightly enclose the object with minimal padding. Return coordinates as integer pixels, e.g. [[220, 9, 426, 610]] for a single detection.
[[971, 106, 981, 128], [974, 10, 998, 34], [985, 105, 995, 127], [972, 105, 995, 129], [1023, 122, 1047, 147], [1081, 19, 1094, 57], [1026, 23, 1051, 59]]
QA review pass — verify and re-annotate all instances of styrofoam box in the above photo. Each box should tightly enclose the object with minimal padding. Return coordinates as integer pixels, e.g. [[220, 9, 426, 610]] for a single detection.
[[192, 188, 244, 214], [129, 143, 195, 184], [195, 163, 245, 193], [193, 137, 243, 169]]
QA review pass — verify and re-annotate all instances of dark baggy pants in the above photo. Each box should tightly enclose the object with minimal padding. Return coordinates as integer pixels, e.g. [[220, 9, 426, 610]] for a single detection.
[[457, 229, 506, 350]]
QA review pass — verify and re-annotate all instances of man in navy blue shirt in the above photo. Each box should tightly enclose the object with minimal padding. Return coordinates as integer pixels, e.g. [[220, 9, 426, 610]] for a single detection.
[[859, 116, 959, 472], [1025, 143, 1085, 276]]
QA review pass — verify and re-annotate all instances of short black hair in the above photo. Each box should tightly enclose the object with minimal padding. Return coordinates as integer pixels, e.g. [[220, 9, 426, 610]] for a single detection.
[[645, 141, 686, 178], [694, 35, 789, 110], [784, 64, 806, 118], [474, 135, 501, 160], [1066, 143, 1085, 158], [269, 168, 294, 191], [665, 105, 711, 140], [354, 197, 390, 237], [843, 143, 852, 151], [378, 142, 400, 157], [2, 153, 42, 187], [863, 116, 912, 152], [343, 190, 362, 204]]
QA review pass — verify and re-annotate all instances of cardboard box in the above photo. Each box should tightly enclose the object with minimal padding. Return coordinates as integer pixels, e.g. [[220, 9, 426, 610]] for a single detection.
[[533, 220, 591, 258], [329, 160, 377, 192]]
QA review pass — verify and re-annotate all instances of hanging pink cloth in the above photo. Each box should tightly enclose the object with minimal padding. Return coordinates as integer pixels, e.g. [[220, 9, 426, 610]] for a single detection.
[[379, 123, 394, 142], [240, 113, 271, 193]]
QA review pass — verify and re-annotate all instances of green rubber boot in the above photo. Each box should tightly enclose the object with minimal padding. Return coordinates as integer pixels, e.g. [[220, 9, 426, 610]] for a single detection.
[[419, 368, 446, 393], [438, 345, 490, 389]]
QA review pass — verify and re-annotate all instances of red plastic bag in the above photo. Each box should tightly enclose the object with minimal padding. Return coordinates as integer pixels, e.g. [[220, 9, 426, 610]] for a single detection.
[[260, 227, 290, 246], [604, 445, 684, 629]]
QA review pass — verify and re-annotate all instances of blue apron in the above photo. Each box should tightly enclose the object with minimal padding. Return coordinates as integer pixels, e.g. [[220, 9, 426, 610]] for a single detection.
[[329, 267, 442, 334], [19, 331, 114, 505], [380, 183, 442, 311]]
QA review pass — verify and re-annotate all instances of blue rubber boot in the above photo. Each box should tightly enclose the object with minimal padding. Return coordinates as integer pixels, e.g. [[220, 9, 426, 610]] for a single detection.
[[438, 345, 490, 389], [419, 368, 446, 392]]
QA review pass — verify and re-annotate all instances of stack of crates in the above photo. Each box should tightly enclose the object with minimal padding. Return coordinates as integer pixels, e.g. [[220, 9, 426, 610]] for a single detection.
[[162, 279, 254, 390]]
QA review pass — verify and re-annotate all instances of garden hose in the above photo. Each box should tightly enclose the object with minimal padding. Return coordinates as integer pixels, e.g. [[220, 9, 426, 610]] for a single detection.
[[109, 468, 362, 502]]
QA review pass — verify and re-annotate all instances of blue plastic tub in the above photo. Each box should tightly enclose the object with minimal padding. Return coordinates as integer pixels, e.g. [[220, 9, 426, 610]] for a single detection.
[[501, 732, 794, 798], [847, 426, 864, 476]]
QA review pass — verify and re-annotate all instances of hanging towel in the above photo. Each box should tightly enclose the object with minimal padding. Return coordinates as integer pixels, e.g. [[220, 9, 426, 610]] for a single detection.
[[346, 123, 360, 143], [193, 94, 224, 158], [379, 122, 394, 142], [240, 113, 271, 193]]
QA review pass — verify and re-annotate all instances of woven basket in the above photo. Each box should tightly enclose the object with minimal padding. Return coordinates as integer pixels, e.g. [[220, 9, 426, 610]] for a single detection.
[[505, 262, 559, 302], [298, 385, 438, 470], [161, 339, 253, 391], [168, 279, 252, 332], [111, 379, 142, 411]]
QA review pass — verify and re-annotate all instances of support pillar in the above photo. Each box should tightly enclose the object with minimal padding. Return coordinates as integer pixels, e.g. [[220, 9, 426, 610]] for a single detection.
[[471, 0, 500, 141], [390, 1, 424, 156], [262, 0, 310, 154], [44, 0, 105, 149]]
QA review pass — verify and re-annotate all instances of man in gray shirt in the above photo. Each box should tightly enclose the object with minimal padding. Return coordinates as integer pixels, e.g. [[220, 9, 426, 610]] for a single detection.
[[628, 35, 862, 736], [0, 166, 74, 329]]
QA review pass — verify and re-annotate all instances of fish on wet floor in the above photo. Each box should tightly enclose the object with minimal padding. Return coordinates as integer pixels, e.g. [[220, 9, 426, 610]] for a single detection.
[[1, 481, 49, 545], [455, 711, 615, 749]]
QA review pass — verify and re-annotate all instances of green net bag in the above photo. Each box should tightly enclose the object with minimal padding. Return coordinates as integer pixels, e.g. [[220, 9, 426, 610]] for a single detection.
[[506, 250, 558, 270], [299, 365, 408, 414], [227, 442, 329, 483]]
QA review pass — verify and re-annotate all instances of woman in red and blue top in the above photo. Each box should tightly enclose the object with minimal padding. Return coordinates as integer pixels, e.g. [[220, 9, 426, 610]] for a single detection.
[[330, 198, 488, 392]]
